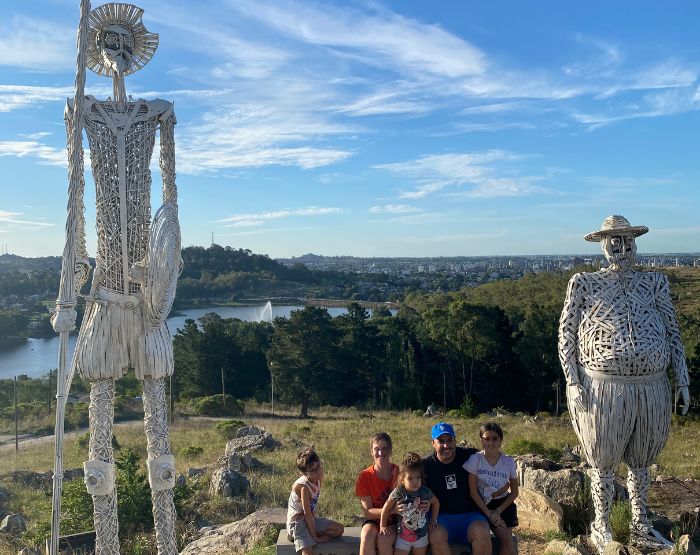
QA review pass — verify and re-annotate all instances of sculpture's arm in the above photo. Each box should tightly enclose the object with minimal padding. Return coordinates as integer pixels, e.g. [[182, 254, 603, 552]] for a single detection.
[[558, 273, 584, 385], [52, 100, 90, 332], [655, 273, 689, 386], [159, 105, 177, 205], [559, 273, 589, 412]]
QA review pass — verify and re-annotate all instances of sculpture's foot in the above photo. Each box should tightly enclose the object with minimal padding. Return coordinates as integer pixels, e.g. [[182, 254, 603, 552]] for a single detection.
[[590, 521, 612, 554], [629, 523, 673, 549]]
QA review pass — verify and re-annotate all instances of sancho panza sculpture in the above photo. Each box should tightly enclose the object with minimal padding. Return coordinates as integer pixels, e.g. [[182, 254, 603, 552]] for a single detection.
[[51, 3, 181, 554], [558, 215, 690, 553]]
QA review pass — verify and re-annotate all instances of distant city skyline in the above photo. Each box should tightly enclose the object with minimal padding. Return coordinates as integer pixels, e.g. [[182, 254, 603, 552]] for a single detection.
[[1, 0, 699, 258]]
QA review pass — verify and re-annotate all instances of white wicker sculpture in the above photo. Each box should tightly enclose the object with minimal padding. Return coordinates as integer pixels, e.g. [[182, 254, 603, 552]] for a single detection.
[[558, 215, 690, 553], [51, 3, 181, 554]]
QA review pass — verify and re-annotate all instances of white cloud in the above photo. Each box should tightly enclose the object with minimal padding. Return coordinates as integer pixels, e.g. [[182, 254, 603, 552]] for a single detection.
[[217, 207, 342, 227], [177, 100, 357, 173], [0, 85, 74, 112], [336, 89, 432, 117], [369, 204, 421, 214], [0, 140, 66, 166], [0, 209, 53, 228], [376, 151, 545, 199], [0, 16, 74, 70], [228, 0, 487, 80]]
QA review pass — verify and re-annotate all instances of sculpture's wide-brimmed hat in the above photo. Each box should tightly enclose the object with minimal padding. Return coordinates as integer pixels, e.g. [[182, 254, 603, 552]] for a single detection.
[[86, 3, 159, 77], [584, 215, 649, 242]]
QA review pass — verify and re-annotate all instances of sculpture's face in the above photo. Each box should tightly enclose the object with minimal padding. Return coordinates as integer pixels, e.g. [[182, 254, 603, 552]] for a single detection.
[[602, 233, 636, 272], [99, 24, 134, 76]]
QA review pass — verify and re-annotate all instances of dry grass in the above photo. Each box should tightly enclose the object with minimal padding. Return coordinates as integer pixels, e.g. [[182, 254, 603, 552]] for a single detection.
[[0, 405, 698, 553]]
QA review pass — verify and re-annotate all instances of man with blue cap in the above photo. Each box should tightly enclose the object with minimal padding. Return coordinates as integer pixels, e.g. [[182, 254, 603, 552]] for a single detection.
[[422, 422, 492, 555]]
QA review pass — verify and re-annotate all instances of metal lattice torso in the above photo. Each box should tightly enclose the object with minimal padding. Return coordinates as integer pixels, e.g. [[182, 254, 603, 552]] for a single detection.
[[82, 97, 164, 295]]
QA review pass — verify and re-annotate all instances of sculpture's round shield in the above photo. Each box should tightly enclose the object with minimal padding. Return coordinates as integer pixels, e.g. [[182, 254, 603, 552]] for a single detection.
[[145, 202, 182, 328]]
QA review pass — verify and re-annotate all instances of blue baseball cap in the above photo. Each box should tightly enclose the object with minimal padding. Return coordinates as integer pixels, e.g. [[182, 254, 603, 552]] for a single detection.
[[431, 422, 455, 440]]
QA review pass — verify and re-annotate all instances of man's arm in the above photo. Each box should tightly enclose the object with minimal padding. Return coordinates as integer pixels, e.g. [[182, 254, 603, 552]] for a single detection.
[[428, 496, 440, 530], [558, 273, 588, 411], [655, 273, 690, 414]]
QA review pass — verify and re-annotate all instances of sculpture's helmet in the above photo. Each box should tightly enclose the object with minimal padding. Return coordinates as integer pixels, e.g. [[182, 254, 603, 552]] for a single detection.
[[86, 3, 158, 78]]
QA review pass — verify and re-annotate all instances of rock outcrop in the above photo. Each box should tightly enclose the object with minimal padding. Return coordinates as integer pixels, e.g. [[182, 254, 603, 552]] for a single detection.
[[180, 507, 286, 555], [517, 488, 563, 533]]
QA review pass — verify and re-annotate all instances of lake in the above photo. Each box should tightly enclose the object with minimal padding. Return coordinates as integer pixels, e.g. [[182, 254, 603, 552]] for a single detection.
[[0, 304, 359, 379]]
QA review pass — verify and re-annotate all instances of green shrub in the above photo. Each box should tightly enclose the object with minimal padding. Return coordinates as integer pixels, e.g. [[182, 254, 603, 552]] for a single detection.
[[446, 409, 461, 418], [60, 478, 93, 535], [458, 396, 479, 418], [65, 402, 89, 430], [215, 419, 246, 440], [77, 431, 90, 449], [610, 500, 631, 544], [180, 445, 204, 458], [22, 521, 51, 548], [116, 448, 153, 535], [188, 395, 245, 417], [507, 438, 561, 461]]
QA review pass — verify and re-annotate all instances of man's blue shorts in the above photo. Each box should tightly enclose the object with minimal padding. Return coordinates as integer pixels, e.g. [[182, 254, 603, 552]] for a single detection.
[[436, 512, 488, 544]]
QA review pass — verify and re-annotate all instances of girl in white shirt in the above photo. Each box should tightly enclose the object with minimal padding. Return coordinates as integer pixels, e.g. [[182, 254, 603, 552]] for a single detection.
[[463, 423, 518, 555]]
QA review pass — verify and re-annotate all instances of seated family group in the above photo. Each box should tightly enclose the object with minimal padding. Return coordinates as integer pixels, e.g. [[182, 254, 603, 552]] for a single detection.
[[286, 422, 519, 555]]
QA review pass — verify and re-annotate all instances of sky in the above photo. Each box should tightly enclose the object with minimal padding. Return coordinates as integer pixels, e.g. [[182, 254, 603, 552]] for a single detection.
[[1, 0, 699, 258]]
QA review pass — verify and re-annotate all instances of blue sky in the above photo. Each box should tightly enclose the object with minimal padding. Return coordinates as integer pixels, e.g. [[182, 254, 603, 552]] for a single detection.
[[1, 0, 699, 258]]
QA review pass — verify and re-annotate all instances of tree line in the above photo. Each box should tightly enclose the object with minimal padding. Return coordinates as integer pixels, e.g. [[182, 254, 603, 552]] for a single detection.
[[172, 269, 700, 416]]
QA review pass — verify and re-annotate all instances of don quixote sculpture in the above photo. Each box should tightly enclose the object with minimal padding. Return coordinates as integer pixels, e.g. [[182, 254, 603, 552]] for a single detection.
[[50, 2, 181, 554]]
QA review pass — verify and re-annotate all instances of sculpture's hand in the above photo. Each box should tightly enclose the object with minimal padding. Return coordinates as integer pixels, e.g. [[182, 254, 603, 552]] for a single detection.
[[51, 306, 77, 333], [675, 385, 690, 416], [567, 383, 589, 413]]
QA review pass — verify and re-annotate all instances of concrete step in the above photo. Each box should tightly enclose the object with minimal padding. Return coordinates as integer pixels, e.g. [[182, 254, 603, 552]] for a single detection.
[[276, 526, 517, 555]]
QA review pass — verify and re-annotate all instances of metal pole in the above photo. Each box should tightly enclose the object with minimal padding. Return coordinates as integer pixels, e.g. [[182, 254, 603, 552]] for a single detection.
[[221, 367, 226, 412], [51, 4, 90, 551], [14, 376, 18, 453]]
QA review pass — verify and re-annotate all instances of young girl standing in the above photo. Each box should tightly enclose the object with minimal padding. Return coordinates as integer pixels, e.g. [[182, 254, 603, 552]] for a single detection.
[[463, 423, 518, 555], [380, 452, 440, 555]]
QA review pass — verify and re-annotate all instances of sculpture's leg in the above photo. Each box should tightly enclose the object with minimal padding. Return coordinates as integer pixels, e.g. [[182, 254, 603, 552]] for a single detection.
[[623, 378, 672, 547], [590, 468, 614, 554], [87, 379, 120, 555], [627, 468, 651, 532], [143, 376, 178, 554]]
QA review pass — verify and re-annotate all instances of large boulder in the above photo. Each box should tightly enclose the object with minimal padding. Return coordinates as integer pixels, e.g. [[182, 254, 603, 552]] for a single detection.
[[209, 467, 250, 498], [516, 456, 593, 531], [225, 429, 280, 456], [223, 450, 265, 473], [516, 488, 563, 533], [517, 457, 584, 507], [180, 507, 286, 555], [0, 513, 27, 534]]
